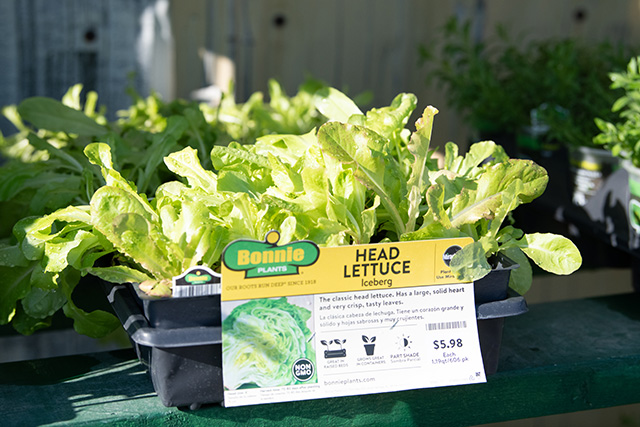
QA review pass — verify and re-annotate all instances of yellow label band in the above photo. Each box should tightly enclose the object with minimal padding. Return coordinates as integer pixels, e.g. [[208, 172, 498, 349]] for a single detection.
[[221, 237, 473, 301]]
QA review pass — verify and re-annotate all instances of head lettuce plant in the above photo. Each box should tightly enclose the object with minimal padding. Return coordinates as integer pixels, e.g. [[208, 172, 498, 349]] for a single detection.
[[400, 138, 581, 294], [0, 88, 420, 336], [1, 86, 581, 338], [309, 92, 581, 293], [0, 80, 335, 336]]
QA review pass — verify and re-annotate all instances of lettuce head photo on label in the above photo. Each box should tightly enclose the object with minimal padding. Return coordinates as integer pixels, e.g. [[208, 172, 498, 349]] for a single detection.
[[222, 296, 316, 390]]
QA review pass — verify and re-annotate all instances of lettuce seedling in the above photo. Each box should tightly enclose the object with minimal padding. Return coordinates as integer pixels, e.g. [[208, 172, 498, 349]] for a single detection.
[[315, 100, 580, 294], [0, 87, 581, 338], [401, 138, 582, 294]]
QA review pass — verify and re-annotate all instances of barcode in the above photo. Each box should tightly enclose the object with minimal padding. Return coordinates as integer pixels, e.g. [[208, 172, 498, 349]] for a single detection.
[[172, 283, 221, 298], [426, 320, 467, 331]]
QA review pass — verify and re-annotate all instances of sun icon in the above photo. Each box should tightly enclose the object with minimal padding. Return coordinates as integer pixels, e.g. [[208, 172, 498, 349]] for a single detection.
[[397, 334, 412, 351]]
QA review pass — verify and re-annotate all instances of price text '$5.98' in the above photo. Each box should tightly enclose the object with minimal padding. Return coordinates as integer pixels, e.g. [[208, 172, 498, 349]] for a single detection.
[[433, 338, 463, 350]]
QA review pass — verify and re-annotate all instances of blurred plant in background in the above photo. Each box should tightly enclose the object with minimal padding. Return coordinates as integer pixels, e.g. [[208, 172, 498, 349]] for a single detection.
[[594, 56, 640, 166], [0, 79, 329, 240], [420, 17, 633, 152]]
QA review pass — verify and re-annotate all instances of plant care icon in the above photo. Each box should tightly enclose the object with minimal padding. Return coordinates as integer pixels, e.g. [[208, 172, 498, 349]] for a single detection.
[[397, 334, 412, 351], [321, 339, 347, 358], [362, 335, 376, 356]]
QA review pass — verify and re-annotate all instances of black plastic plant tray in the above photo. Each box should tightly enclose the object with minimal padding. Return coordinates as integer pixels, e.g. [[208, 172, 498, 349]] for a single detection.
[[130, 283, 222, 330], [104, 282, 223, 408], [103, 275, 527, 408]]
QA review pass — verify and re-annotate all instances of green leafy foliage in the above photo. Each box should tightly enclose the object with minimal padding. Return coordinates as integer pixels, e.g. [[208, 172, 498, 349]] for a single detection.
[[0, 79, 338, 335], [0, 85, 582, 338], [420, 18, 531, 134], [421, 17, 631, 146], [402, 139, 581, 292], [18, 97, 108, 136], [0, 79, 332, 242], [594, 56, 640, 166], [528, 39, 630, 147]]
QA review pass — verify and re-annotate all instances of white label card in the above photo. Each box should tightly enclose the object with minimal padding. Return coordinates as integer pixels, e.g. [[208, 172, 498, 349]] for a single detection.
[[222, 282, 485, 407]]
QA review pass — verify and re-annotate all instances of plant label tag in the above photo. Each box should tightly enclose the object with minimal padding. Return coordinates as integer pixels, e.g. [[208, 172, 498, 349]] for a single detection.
[[220, 232, 486, 407], [172, 266, 221, 298]]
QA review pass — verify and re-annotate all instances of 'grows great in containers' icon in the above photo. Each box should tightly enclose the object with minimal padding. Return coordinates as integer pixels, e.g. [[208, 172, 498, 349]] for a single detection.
[[321, 339, 347, 358], [362, 335, 376, 355]]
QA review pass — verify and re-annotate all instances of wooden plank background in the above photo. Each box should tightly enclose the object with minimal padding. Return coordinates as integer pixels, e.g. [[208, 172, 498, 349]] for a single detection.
[[0, 0, 165, 135], [171, 0, 640, 150], [2, 1, 639, 147]]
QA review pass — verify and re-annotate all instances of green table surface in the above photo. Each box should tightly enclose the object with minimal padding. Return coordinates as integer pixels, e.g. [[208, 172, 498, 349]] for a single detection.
[[2, 293, 640, 427]]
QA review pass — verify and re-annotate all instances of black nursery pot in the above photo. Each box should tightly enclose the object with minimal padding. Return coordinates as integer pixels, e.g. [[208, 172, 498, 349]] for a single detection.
[[103, 255, 526, 408], [474, 254, 519, 304], [474, 254, 527, 375]]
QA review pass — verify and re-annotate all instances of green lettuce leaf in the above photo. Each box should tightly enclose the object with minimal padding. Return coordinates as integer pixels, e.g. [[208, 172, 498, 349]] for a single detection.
[[516, 232, 582, 275], [501, 246, 533, 295], [18, 97, 107, 136], [136, 115, 187, 192], [85, 265, 153, 284], [0, 264, 35, 324], [364, 93, 417, 141], [314, 87, 363, 122], [254, 131, 318, 166], [21, 287, 67, 319], [405, 107, 437, 231], [165, 146, 219, 195], [318, 121, 405, 236], [11, 304, 53, 335], [448, 240, 493, 281]]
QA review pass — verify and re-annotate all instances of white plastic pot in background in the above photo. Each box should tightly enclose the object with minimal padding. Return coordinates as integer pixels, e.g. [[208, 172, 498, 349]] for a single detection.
[[569, 146, 619, 207]]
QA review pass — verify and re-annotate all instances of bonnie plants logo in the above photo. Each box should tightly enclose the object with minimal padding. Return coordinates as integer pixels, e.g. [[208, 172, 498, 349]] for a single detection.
[[222, 230, 320, 278], [442, 245, 462, 266]]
